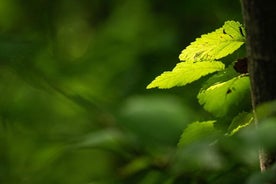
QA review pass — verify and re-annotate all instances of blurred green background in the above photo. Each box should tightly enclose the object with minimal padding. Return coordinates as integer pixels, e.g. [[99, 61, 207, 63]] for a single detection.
[[0, 0, 254, 183]]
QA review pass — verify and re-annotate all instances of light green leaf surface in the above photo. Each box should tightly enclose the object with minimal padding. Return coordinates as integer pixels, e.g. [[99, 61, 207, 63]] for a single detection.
[[178, 121, 219, 148], [202, 64, 239, 90], [228, 112, 253, 135], [197, 76, 250, 117], [179, 21, 245, 62], [147, 61, 225, 89]]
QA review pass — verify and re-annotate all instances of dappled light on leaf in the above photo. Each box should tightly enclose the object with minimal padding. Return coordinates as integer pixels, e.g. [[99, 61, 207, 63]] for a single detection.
[[147, 61, 224, 89], [1, 0, 268, 181], [179, 21, 245, 62], [228, 112, 253, 135], [197, 76, 250, 117]]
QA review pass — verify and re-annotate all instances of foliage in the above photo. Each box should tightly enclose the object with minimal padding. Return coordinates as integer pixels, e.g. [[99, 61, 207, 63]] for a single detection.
[[147, 19, 268, 183], [177, 121, 219, 147], [178, 21, 245, 62], [198, 75, 250, 117], [148, 21, 252, 136], [0, 0, 272, 184], [147, 61, 225, 89]]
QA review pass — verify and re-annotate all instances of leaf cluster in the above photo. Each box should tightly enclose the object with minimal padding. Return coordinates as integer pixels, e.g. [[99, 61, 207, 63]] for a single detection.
[[147, 21, 253, 148]]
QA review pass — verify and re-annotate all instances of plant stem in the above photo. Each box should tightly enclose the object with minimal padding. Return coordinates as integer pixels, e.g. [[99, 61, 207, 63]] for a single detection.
[[241, 0, 276, 171]]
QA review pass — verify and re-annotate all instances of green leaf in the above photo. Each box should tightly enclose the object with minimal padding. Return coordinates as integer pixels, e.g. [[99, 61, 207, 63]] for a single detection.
[[119, 157, 151, 177], [179, 21, 245, 62], [197, 76, 250, 117], [256, 100, 276, 121], [202, 63, 239, 90], [178, 121, 219, 148], [147, 61, 225, 89], [74, 129, 126, 151], [228, 112, 253, 135]]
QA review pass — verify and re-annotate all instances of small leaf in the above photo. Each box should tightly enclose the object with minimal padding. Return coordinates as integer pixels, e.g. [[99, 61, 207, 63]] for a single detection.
[[178, 121, 219, 148], [228, 112, 253, 135], [179, 21, 245, 62], [197, 76, 250, 117], [118, 157, 151, 177], [147, 61, 225, 89]]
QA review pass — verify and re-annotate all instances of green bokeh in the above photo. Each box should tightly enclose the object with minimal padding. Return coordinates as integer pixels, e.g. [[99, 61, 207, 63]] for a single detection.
[[1, 0, 264, 183]]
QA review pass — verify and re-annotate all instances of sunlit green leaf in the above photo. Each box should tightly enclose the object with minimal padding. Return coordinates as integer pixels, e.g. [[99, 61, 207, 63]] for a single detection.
[[179, 21, 245, 62], [228, 112, 253, 135], [147, 61, 225, 89], [197, 76, 250, 117], [178, 121, 220, 148]]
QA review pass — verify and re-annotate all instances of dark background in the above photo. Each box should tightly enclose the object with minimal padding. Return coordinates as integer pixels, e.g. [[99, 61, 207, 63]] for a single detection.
[[0, 0, 251, 183]]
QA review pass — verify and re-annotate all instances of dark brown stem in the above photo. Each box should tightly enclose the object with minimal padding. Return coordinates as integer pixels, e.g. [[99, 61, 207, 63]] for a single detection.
[[241, 0, 276, 171]]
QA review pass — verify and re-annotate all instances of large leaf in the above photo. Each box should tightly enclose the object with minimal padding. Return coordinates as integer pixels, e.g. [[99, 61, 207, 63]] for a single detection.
[[197, 76, 250, 117], [178, 121, 219, 148], [147, 61, 225, 89], [179, 21, 245, 62]]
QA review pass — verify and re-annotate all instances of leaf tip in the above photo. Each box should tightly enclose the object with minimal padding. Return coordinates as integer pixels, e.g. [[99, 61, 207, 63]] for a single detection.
[[146, 83, 154, 89]]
